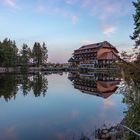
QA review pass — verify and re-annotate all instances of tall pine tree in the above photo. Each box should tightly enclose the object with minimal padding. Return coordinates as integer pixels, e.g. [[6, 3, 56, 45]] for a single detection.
[[130, 0, 140, 47], [32, 42, 42, 67], [20, 44, 31, 72], [42, 42, 48, 65]]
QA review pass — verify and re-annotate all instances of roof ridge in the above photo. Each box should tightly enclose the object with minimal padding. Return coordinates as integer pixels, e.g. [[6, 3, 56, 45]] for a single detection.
[[78, 41, 109, 50], [81, 41, 105, 47]]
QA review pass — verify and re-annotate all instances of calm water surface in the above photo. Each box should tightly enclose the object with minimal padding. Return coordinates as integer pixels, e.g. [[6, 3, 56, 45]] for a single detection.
[[0, 73, 127, 140]]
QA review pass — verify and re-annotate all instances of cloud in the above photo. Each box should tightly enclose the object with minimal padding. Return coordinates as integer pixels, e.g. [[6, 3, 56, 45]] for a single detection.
[[35, 0, 131, 26], [80, 40, 93, 45], [37, 5, 46, 13], [36, 4, 79, 25], [103, 98, 116, 109], [0, 126, 19, 140], [102, 24, 117, 36], [71, 110, 80, 119], [2, 0, 16, 8], [65, 0, 76, 5], [80, 0, 131, 34], [71, 15, 79, 24], [55, 132, 66, 140], [81, 0, 131, 18]]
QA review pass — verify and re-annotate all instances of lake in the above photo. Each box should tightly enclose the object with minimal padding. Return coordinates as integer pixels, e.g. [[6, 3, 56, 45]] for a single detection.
[[0, 72, 139, 140]]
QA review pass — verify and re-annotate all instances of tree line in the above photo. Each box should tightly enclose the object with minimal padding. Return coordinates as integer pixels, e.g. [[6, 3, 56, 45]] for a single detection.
[[0, 38, 48, 69]]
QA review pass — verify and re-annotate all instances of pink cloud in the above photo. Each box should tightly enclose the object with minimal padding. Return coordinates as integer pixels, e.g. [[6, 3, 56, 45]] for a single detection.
[[65, 0, 78, 5], [71, 15, 79, 24], [1, 0, 21, 10], [71, 110, 80, 119], [2, 0, 16, 8], [0, 126, 19, 140], [55, 132, 66, 140], [102, 24, 117, 36], [80, 40, 93, 45], [103, 98, 116, 109]]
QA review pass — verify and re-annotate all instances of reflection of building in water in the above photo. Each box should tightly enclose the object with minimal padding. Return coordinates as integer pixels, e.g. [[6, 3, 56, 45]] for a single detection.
[[68, 72, 120, 99]]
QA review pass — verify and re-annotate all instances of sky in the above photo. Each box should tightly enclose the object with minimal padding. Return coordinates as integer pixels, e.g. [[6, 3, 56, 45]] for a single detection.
[[0, 0, 136, 63]]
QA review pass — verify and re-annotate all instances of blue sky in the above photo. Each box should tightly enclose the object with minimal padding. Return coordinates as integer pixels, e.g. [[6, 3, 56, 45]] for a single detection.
[[0, 0, 135, 63]]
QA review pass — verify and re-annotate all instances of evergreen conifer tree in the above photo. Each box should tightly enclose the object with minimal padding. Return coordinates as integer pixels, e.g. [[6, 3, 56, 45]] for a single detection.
[[130, 0, 140, 47]]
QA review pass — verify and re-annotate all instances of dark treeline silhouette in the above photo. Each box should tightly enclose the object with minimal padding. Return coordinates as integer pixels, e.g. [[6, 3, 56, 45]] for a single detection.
[[0, 38, 48, 71], [0, 74, 48, 101]]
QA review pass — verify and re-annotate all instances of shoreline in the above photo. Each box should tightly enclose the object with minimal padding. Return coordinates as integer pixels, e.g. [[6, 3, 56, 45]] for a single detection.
[[0, 67, 120, 74]]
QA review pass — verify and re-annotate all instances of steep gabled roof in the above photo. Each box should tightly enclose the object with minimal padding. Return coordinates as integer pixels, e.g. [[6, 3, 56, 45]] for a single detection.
[[75, 41, 118, 53], [97, 51, 120, 60], [79, 42, 103, 50], [68, 57, 74, 62]]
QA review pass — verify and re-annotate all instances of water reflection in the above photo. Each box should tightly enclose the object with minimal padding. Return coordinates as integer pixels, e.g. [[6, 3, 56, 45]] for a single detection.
[[75, 71, 140, 140], [78, 124, 123, 140], [0, 72, 121, 101], [0, 74, 48, 101], [121, 81, 140, 139], [0, 75, 18, 101], [0, 72, 139, 140], [68, 72, 120, 99]]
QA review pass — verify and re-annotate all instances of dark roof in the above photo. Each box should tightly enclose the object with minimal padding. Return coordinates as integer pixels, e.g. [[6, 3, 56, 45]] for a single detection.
[[75, 41, 118, 53], [68, 57, 74, 62]]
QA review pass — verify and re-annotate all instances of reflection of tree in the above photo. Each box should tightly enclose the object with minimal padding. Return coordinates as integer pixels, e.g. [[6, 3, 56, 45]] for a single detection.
[[20, 74, 32, 96], [0, 75, 18, 101], [32, 74, 48, 97], [0, 74, 48, 101], [70, 124, 124, 140], [121, 81, 140, 139], [121, 62, 140, 86]]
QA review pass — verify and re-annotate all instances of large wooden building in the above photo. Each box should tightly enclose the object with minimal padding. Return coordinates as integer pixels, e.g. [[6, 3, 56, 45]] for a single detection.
[[69, 41, 119, 69]]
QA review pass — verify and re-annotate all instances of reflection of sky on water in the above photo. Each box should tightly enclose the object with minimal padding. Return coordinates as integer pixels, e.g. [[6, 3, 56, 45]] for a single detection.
[[0, 73, 126, 140]]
